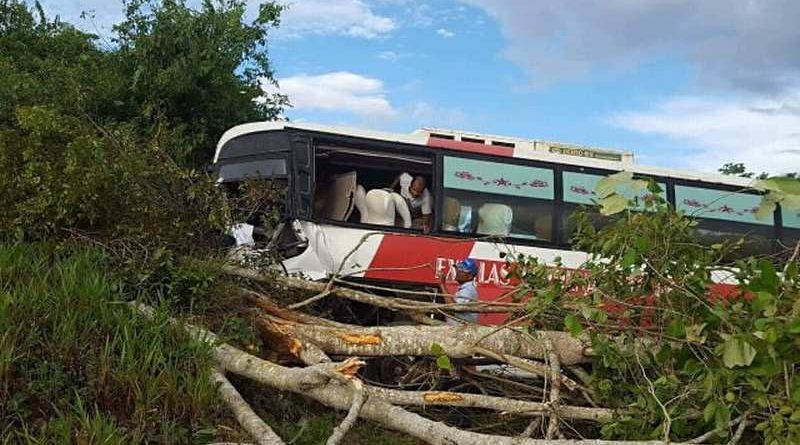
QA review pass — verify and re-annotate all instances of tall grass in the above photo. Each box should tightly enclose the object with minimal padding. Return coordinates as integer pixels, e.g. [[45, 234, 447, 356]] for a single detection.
[[0, 243, 222, 444]]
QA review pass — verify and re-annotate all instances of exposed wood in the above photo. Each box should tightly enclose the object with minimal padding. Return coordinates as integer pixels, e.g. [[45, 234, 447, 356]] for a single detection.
[[131, 302, 724, 445], [257, 313, 591, 365]]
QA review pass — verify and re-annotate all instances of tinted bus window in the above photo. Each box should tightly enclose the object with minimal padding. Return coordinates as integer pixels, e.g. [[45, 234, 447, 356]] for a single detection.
[[442, 157, 554, 241], [782, 207, 800, 250], [675, 185, 774, 258], [561, 171, 665, 243], [675, 185, 767, 225], [563, 171, 665, 208]]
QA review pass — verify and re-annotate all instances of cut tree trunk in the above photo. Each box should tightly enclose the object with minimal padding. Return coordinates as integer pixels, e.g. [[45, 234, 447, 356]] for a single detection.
[[257, 313, 591, 365]]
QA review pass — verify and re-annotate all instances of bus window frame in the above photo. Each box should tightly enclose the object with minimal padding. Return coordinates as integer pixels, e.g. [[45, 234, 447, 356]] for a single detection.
[[305, 132, 436, 233], [667, 177, 779, 255], [434, 150, 563, 249]]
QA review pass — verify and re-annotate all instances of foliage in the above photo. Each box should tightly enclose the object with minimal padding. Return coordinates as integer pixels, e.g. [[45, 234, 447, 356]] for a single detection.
[[0, 243, 225, 443], [719, 162, 797, 181], [0, 0, 287, 167], [112, 0, 288, 165], [513, 174, 800, 443], [754, 177, 800, 222]]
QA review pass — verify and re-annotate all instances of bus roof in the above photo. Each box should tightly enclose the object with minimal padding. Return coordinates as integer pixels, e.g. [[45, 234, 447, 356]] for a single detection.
[[215, 120, 756, 188]]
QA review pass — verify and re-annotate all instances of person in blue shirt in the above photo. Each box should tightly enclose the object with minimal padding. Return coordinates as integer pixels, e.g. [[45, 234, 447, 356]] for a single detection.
[[439, 258, 479, 323]]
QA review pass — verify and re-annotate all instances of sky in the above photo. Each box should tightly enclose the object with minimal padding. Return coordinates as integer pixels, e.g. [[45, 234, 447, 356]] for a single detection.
[[38, 0, 800, 175]]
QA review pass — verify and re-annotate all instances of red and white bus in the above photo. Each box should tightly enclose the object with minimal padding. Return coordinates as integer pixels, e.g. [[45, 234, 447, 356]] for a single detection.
[[214, 121, 799, 324]]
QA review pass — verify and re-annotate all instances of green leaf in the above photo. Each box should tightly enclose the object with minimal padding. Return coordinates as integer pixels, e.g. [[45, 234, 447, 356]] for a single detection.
[[436, 355, 452, 371], [791, 380, 800, 404], [564, 314, 583, 336], [714, 403, 730, 433], [752, 291, 776, 313], [666, 319, 686, 338], [754, 199, 776, 220], [686, 323, 707, 344], [599, 194, 629, 216], [722, 337, 757, 368], [758, 260, 779, 294], [621, 248, 637, 268], [756, 177, 800, 195], [430, 342, 445, 356], [786, 319, 800, 334], [703, 400, 717, 423], [596, 171, 634, 198], [655, 345, 672, 364]]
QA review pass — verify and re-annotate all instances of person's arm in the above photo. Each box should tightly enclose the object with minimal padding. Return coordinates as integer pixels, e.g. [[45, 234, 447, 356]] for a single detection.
[[421, 214, 432, 233], [421, 190, 433, 232], [439, 272, 455, 304]]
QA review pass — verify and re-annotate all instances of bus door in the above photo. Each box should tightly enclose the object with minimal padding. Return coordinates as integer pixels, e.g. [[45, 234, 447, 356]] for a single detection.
[[289, 131, 315, 220]]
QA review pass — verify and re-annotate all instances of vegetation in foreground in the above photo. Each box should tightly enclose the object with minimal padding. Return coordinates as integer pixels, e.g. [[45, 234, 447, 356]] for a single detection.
[[1, 0, 800, 443], [0, 243, 225, 443]]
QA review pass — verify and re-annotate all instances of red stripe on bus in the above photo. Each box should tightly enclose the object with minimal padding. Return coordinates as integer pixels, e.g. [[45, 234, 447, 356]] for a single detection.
[[427, 137, 515, 157], [364, 234, 475, 284]]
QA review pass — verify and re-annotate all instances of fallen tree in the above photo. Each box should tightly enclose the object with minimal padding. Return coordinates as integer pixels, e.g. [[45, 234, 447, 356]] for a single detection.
[[256, 311, 591, 365], [133, 301, 746, 445]]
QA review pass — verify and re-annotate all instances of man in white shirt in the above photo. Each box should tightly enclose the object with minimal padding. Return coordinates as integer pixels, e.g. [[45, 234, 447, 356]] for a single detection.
[[439, 258, 480, 324], [391, 172, 433, 232]]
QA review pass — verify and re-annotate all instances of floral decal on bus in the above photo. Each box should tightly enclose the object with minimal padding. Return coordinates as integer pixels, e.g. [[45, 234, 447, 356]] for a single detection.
[[675, 185, 771, 226], [454, 170, 549, 190], [444, 157, 554, 199]]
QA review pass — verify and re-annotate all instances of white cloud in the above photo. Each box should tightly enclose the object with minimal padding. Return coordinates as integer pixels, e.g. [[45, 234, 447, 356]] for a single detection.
[[268, 72, 396, 117], [279, 0, 395, 38], [436, 28, 455, 38], [462, 0, 800, 93], [410, 102, 467, 127], [610, 93, 800, 175], [378, 51, 399, 61]]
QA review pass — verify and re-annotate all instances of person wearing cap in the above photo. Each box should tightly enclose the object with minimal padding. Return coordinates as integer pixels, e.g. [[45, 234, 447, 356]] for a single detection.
[[439, 258, 480, 323]]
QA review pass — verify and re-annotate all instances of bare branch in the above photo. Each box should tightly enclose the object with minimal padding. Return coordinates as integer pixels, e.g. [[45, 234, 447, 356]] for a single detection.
[[545, 339, 562, 440], [326, 379, 365, 445], [210, 368, 286, 445]]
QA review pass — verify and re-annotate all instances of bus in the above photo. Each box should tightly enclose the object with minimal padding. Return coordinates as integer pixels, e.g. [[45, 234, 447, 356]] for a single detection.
[[213, 121, 799, 324]]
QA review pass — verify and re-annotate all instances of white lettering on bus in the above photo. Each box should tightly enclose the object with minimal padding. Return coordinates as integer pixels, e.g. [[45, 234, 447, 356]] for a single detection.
[[435, 257, 510, 286]]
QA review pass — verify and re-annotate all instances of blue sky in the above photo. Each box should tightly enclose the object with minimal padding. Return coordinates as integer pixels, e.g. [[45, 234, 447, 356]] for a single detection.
[[39, 0, 800, 174]]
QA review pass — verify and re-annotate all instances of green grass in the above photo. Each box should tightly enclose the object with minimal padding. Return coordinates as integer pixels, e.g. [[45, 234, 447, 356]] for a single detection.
[[0, 242, 430, 444], [0, 243, 224, 444]]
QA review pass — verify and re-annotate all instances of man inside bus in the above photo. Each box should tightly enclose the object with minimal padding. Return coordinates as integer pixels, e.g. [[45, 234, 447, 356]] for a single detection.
[[439, 258, 479, 324], [391, 172, 433, 232]]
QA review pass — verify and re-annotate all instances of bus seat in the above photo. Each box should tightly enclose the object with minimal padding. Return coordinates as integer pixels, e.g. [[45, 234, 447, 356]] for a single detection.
[[314, 171, 357, 221], [443, 197, 461, 231], [478, 203, 513, 235], [354, 188, 411, 228]]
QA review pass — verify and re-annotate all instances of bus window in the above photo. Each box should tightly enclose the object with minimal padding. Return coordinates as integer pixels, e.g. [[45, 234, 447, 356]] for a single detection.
[[441, 156, 554, 240], [781, 207, 800, 251], [313, 144, 433, 229], [563, 171, 665, 209], [561, 205, 611, 244], [675, 185, 774, 258], [561, 171, 666, 244]]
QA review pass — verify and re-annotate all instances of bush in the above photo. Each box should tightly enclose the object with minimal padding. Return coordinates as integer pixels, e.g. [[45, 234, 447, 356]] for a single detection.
[[516, 197, 800, 444]]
